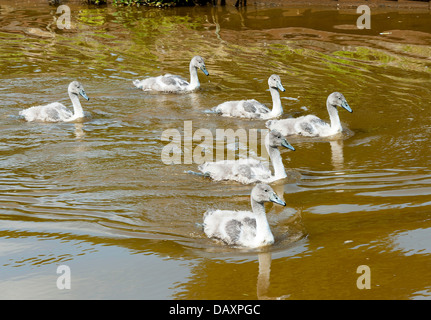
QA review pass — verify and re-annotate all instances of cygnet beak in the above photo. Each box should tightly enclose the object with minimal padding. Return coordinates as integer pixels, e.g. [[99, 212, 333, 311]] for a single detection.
[[200, 66, 209, 76], [269, 192, 286, 206], [277, 81, 285, 92], [341, 100, 352, 113], [281, 139, 295, 151], [80, 90, 90, 101]]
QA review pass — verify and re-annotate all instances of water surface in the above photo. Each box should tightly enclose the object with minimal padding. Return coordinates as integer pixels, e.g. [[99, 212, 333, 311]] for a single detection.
[[0, 1, 431, 299]]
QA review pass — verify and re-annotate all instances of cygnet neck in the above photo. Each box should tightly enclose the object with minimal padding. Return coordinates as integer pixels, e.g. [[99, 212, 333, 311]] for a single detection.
[[187, 63, 200, 91], [68, 92, 84, 119], [265, 136, 287, 180], [326, 99, 342, 133], [251, 197, 266, 216], [268, 86, 283, 118]]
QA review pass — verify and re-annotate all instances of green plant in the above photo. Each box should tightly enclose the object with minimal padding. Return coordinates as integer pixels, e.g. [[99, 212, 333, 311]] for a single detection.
[[113, 0, 210, 7], [87, 0, 108, 4]]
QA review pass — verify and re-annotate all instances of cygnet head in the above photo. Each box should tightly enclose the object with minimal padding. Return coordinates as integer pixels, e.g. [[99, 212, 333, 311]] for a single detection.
[[327, 92, 351, 113], [251, 183, 286, 206], [191, 56, 209, 76], [268, 130, 295, 151], [68, 81, 89, 101], [268, 74, 285, 92]]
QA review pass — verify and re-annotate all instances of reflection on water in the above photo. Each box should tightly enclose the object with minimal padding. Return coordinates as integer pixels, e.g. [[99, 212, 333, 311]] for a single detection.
[[257, 252, 289, 300], [1, 1, 431, 299], [330, 139, 344, 171]]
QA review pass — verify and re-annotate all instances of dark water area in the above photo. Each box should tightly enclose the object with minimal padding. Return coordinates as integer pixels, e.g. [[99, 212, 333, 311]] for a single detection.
[[0, 1, 431, 299]]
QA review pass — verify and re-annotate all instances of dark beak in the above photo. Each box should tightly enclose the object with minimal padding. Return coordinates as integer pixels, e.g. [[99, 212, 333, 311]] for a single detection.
[[200, 66, 209, 76], [341, 100, 352, 113], [281, 139, 295, 151], [269, 192, 286, 206], [277, 81, 286, 92], [80, 90, 90, 101]]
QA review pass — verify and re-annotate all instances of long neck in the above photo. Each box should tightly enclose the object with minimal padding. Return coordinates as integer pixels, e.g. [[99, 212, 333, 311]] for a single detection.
[[68, 92, 84, 119], [187, 64, 199, 90], [269, 87, 283, 117], [327, 100, 342, 132], [250, 198, 273, 244], [265, 138, 287, 179], [251, 198, 266, 217]]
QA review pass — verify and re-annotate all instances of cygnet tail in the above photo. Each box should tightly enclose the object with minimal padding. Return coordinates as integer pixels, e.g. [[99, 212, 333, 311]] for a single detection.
[[265, 120, 274, 129], [132, 79, 143, 89], [195, 222, 205, 230], [185, 170, 211, 178], [203, 108, 221, 115]]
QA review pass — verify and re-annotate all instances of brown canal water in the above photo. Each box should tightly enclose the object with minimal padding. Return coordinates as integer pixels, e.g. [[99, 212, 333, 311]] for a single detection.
[[0, 1, 431, 299]]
